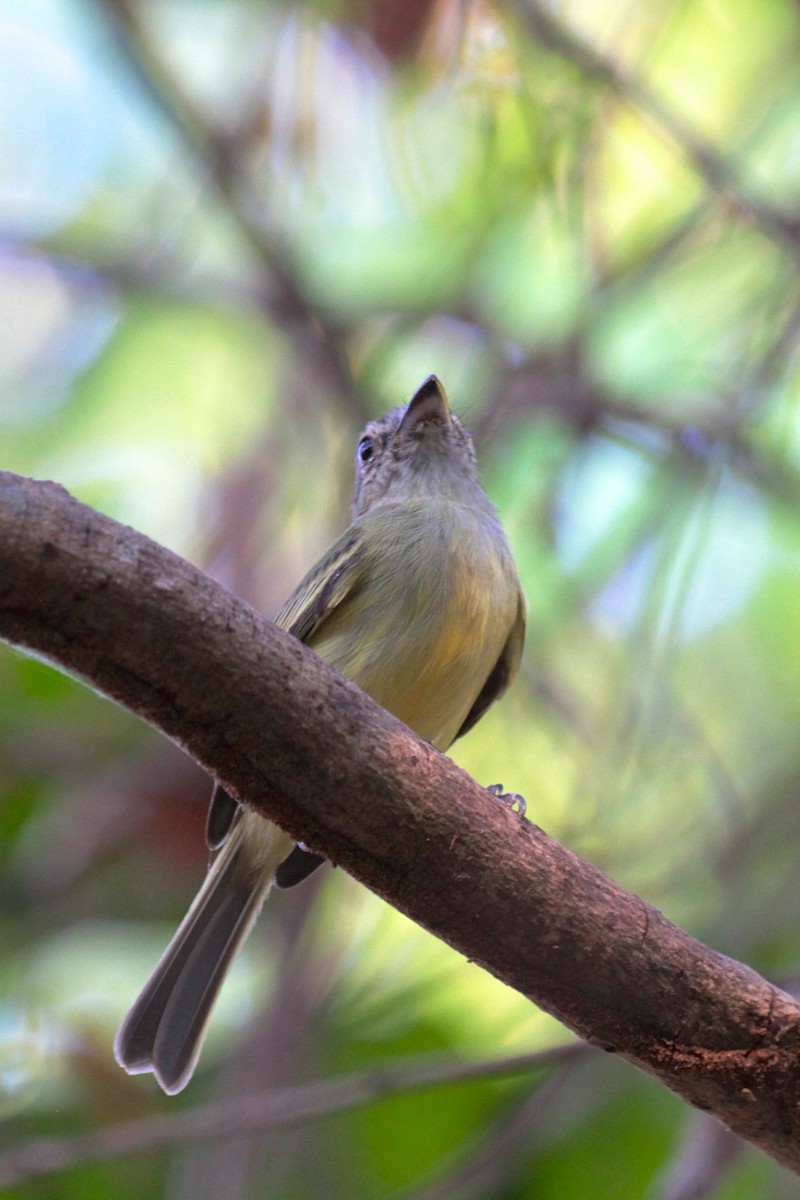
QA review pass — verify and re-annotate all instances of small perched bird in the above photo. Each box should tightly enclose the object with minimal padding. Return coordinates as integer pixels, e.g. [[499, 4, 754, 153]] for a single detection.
[[115, 376, 526, 1094]]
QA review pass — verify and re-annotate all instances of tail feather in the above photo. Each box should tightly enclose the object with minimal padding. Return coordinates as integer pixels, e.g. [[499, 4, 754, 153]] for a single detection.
[[115, 816, 289, 1094]]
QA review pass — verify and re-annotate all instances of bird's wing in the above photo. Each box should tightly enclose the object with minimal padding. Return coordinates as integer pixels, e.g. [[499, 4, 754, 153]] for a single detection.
[[454, 588, 526, 741], [276, 527, 367, 641], [207, 526, 368, 865]]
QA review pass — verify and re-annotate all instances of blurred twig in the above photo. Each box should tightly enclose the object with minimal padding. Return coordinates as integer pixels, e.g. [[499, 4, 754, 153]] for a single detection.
[[513, 0, 800, 251], [648, 1112, 743, 1200], [389, 1068, 575, 1200], [0, 1045, 585, 1186], [95, 0, 370, 426]]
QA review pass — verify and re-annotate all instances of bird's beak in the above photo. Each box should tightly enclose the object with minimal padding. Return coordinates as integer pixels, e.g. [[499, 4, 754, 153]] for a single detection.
[[399, 376, 451, 434]]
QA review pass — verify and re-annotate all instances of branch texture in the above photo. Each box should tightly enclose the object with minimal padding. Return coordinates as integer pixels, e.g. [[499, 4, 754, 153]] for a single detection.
[[1, 471, 800, 1171]]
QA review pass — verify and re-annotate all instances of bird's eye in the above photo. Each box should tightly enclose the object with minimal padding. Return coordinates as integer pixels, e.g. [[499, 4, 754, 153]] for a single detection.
[[358, 436, 375, 465]]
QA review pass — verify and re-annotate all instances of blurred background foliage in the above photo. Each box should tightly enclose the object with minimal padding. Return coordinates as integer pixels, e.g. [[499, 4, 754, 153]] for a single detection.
[[2, 0, 800, 1196]]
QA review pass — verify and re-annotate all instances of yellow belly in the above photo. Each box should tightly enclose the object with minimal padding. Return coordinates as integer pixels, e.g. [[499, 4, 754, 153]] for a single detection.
[[309, 502, 519, 750]]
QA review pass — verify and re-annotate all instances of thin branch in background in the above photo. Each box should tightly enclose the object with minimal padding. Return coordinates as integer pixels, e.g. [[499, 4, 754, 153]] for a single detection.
[[737, 287, 800, 416], [94, 0, 370, 426], [0, 1045, 586, 1187], [26, 219, 800, 514], [15, 234, 312, 333], [484, 341, 800, 510], [390, 1069, 576, 1200], [590, 199, 714, 293], [513, 0, 800, 252], [650, 1111, 744, 1200]]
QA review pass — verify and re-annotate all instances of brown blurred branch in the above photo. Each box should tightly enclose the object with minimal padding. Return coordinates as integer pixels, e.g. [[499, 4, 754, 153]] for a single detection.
[[96, 0, 370, 427], [514, 0, 800, 250], [0, 1044, 583, 1186], [2, 471, 800, 1172]]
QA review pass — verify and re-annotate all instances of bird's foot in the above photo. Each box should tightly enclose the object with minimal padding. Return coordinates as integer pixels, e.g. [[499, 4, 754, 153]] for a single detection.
[[486, 783, 526, 819]]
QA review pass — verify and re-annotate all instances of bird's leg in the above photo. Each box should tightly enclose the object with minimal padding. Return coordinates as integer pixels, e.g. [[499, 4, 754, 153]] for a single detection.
[[486, 783, 526, 818]]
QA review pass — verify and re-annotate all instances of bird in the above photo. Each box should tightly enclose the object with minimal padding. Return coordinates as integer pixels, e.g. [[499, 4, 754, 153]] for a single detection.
[[114, 375, 526, 1093]]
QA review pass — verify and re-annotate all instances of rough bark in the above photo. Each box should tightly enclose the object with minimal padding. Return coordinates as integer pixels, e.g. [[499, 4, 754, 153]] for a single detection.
[[1, 470, 799, 1171]]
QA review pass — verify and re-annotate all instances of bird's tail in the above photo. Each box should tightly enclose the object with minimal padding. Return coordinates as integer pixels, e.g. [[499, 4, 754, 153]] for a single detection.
[[114, 813, 292, 1095]]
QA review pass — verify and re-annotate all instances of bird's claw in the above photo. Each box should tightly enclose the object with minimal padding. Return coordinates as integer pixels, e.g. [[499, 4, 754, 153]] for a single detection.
[[486, 783, 526, 819]]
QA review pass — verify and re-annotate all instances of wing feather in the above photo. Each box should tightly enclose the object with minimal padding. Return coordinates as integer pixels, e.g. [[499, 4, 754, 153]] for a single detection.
[[276, 529, 367, 643], [455, 589, 526, 741], [205, 527, 367, 874]]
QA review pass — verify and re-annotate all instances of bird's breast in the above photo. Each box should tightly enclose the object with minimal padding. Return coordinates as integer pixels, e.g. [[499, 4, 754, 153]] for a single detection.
[[310, 503, 519, 750]]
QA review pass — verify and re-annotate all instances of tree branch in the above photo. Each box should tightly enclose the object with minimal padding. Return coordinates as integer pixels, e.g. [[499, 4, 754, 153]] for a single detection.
[[1, 470, 800, 1172], [392, 1070, 574, 1200], [0, 1045, 584, 1186], [514, 0, 800, 251], [96, 0, 368, 426]]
